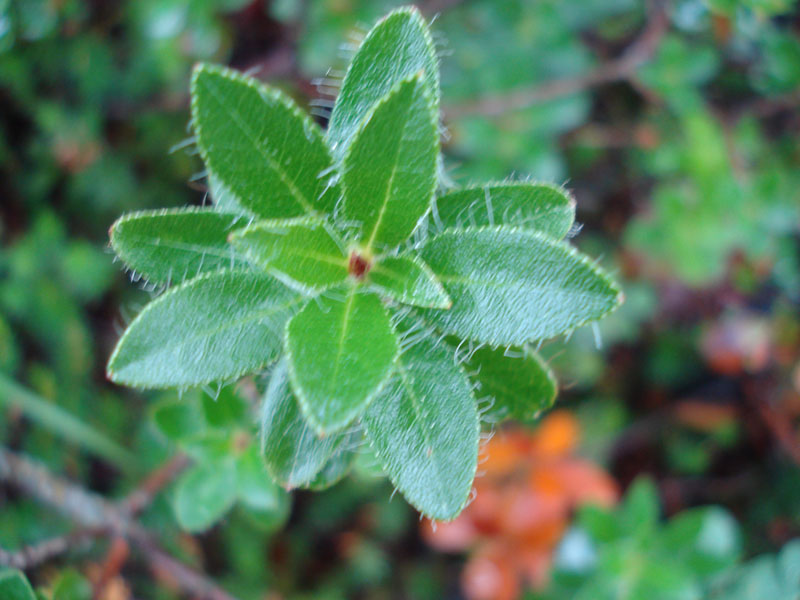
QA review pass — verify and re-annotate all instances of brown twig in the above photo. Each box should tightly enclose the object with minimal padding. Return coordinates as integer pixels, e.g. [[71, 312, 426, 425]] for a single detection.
[[443, 0, 669, 120], [0, 448, 236, 600], [119, 453, 191, 517]]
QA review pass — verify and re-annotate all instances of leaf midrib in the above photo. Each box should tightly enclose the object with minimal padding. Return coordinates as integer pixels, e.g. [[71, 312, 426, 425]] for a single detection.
[[363, 90, 415, 250], [200, 75, 316, 216], [327, 289, 357, 397]]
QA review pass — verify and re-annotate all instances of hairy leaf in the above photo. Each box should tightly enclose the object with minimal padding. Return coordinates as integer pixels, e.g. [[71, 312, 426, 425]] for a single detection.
[[230, 218, 349, 293], [362, 336, 479, 520], [434, 182, 575, 239], [208, 173, 254, 218], [108, 271, 303, 388], [327, 6, 439, 156], [419, 227, 623, 345], [261, 359, 351, 488], [286, 287, 398, 434], [174, 459, 238, 532], [191, 64, 340, 219], [110, 208, 246, 285], [368, 254, 451, 309], [463, 345, 557, 422], [342, 75, 438, 251], [308, 433, 360, 490]]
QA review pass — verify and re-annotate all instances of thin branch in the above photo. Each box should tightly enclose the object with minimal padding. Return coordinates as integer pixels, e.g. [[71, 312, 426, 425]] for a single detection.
[[119, 453, 191, 517], [0, 448, 237, 600], [443, 0, 669, 120], [0, 529, 105, 570]]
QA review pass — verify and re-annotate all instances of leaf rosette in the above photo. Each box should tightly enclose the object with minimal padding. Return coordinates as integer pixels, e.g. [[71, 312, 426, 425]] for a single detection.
[[107, 6, 622, 520]]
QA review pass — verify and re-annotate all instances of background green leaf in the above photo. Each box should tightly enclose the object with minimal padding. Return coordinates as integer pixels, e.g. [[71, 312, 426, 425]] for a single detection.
[[0, 570, 37, 600], [174, 458, 238, 532]]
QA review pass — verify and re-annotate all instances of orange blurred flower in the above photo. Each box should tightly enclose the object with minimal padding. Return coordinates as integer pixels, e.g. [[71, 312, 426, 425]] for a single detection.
[[422, 410, 617, 600]]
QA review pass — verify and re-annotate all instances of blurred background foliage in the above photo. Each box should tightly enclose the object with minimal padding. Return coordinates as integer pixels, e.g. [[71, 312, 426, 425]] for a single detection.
[[1, 0, 799, 598]]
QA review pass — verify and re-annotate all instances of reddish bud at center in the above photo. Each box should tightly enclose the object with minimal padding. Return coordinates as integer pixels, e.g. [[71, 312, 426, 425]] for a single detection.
[[348, 252, 371, 279]]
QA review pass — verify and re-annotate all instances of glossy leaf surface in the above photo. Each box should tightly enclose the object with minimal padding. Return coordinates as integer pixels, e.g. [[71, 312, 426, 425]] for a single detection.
[[362, 337, 479, 520], [327, 6, 439, 156], [286, 288, 398, 434], [108, 271, 303, 388], [419, 227, 623, 345], [230, 219, 349, 292], [434, 182, 575, 239], [342, 75, 438, 251], [261, 359, 351, 488], [110, 208, 246, 285], [368, 254, 451, 309], [192, 64, 339, 219]]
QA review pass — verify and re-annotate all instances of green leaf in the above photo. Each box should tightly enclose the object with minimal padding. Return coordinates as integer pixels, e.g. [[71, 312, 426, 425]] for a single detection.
[[362, 336, 479, 520], [208, 173, 254, 218], [108, 270, 303, 388], [285, 287, 399, 434], [368, 254, 451, 309], [342, 75, 438, 251], [261, 358, 353, 488], [151, 396, 206, 443], [308, 433, 360, 490], [173, 458, 238, 532], [463, 345, 557, 422], [110, 208, 247, 286], [201, 386, 247, 428], [51, 569, 91, 600], [236, 445, 289, 521], [433, 182, 575, 239], [327, 6, 439, 156], [0, 570, 36, 600], [191, 64, 340, 219], [230, 218, 349, 293], [419, 227, 623, 345], [621, 477, 660, 536]]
